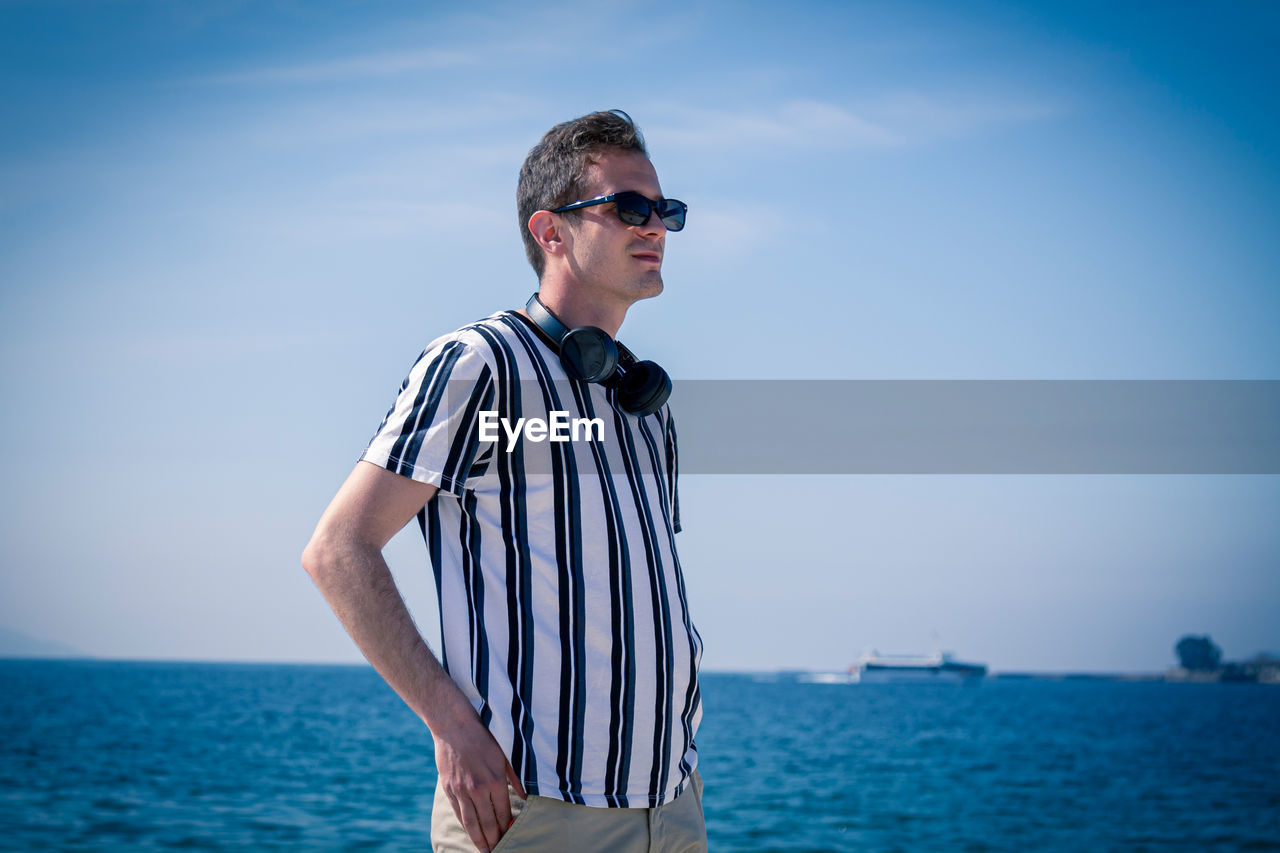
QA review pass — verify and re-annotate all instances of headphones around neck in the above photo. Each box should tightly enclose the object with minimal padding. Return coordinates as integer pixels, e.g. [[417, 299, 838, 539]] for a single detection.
[[524, 293, 672, 417]]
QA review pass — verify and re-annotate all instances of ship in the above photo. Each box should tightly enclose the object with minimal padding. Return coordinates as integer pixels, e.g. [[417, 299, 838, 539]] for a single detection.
[[849, 650, 988, 683]]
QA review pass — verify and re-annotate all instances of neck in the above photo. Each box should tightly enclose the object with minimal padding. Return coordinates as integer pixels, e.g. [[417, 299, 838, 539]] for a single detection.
[[532, 278, 629, 338]]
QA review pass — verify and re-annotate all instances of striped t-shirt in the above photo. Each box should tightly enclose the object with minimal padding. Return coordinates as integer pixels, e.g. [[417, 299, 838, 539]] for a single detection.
[[360, 310, 702, 808]]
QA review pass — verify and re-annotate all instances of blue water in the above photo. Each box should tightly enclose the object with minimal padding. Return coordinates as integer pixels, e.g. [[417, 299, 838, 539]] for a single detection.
[[2, 661, 1277, 851]]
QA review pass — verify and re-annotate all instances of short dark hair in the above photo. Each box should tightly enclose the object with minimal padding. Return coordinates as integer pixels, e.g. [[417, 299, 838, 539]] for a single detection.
[[517, 110, 649, 278]]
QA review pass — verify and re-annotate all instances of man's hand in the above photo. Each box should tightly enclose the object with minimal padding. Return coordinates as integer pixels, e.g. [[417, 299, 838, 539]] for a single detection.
[[434, 714, 528, 853], [303, 462, 526, 851]]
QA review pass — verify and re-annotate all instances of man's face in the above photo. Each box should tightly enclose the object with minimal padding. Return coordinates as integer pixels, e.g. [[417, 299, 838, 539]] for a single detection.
[[560, 149, 668, 307]]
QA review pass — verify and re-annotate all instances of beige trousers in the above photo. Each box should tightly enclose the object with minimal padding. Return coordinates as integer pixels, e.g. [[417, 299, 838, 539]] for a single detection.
[[430, 771, 707, 853]]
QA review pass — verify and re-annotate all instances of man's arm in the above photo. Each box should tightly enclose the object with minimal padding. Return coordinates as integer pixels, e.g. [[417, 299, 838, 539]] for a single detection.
[[302, 460, 525, 853]]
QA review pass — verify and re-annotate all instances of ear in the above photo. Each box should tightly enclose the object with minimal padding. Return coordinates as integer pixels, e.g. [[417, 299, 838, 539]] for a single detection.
[[528, 210, 568, 260]]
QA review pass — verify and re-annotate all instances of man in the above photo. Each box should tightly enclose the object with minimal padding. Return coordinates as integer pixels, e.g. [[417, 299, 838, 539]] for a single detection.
[[302, 110, 705, 853]]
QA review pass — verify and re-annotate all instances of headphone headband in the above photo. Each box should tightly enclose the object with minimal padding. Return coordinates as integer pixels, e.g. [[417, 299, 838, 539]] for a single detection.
[[521, 293, 671, 417], [525, 293, 569, 343]]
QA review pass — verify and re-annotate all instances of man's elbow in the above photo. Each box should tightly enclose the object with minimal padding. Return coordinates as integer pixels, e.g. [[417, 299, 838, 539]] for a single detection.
[[301, 531, 339, 584], [302, 524, 378, 589]]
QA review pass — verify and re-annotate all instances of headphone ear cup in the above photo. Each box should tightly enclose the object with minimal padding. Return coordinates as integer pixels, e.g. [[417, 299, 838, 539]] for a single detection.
[[560, 327, 619, 383], [618, 360, 671, 416]]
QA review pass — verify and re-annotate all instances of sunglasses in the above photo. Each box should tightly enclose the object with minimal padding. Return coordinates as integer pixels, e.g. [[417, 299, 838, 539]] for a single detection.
[[551, 190, 687, 231]]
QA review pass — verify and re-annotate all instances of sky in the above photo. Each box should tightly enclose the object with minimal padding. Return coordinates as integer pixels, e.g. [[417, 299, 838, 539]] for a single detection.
[[1, 0, 1277, 673]]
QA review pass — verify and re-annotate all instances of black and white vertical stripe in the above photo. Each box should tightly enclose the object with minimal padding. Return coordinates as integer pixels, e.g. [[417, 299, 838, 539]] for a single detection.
[[360, 311, 702, 808]]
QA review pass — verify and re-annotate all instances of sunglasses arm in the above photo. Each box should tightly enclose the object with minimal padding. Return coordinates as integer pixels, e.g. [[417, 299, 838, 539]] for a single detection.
[[550, 195, 614, 214]]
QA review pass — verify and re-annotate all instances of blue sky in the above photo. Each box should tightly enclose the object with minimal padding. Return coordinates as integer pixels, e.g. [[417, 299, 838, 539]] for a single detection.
[[1, 0, 1277, 671]]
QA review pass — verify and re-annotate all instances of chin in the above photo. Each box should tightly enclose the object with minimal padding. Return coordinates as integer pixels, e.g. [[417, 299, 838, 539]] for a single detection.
[[635, 278, 664, 300], [603, 275, 663, 306]]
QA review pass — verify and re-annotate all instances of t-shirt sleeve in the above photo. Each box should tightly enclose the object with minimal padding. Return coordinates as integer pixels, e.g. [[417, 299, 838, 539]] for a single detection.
[[360, 337, 496, 498]]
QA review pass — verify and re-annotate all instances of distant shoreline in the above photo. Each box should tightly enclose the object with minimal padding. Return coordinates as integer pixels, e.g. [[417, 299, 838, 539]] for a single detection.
[[991, 671, 1166, 681], [3, 657, 1277, 684]]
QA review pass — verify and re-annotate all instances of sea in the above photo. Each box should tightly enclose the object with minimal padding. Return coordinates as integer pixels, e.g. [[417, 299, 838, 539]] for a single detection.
[[2, 660, 1277, 852]]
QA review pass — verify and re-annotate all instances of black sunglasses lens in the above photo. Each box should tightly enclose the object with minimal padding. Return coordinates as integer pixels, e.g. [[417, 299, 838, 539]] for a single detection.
[[612, 192, 686, 230], [658, 199, 686, 231], [613, 192, 651, 226]]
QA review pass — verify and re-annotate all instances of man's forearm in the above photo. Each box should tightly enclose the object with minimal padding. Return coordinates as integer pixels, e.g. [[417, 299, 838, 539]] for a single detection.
[[303, 538, 475, 734]]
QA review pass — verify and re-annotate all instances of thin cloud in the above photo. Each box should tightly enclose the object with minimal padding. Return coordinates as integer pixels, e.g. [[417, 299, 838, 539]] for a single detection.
[[243, 199, 510, 243], [652, 101, 901, 151], [872, 92, 1066, 139], [679, 203, 795, 261], [186, 48, 477, 86], [178, 93, 546, 150], [649, 92, 1064, 153]]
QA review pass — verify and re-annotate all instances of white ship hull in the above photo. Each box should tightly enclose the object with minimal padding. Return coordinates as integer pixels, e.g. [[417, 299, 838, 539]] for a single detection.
[[851, 651, 988, 683]]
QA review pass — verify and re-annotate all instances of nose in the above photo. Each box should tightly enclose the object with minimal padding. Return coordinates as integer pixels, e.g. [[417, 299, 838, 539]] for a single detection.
[[635, 205, 667, 237]]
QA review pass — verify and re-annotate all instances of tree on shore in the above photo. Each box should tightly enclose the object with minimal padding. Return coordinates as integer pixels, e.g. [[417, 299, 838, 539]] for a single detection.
[[1175, 635, 1223, 671]]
